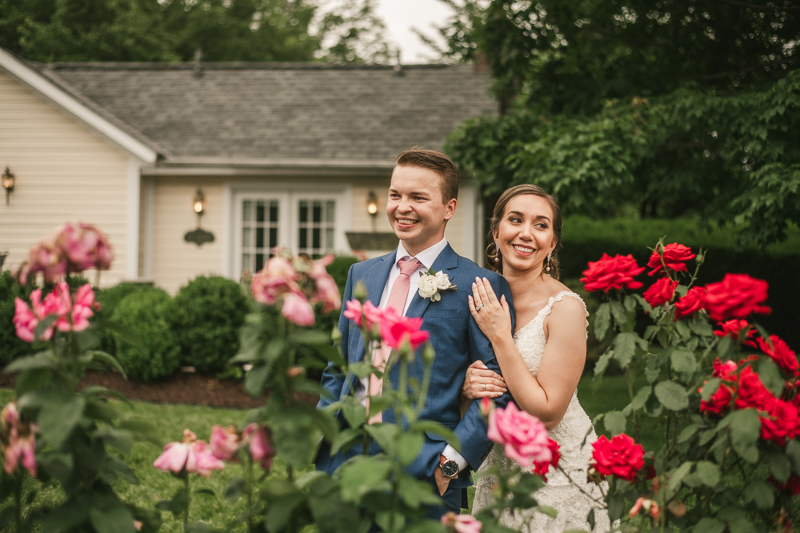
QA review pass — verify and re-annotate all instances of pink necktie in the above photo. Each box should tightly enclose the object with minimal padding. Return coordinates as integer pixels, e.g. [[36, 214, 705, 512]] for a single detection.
[[367, 256, 422, 424]]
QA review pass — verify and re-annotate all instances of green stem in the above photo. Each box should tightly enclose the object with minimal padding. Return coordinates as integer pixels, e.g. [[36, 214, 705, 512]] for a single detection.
[[398, 359, 408, 405], [184, 476, 190, 529], [416, 355, 433, 414], [14, 473, 22, 533]]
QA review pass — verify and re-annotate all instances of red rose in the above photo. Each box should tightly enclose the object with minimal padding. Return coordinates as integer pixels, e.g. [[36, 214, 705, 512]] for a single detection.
[[700, 381, 734, 416], [713, 320, 757, 348], [581, 254, 645, 293], [591, 434, 645, 481], [647, 243, 695, 276], [674, 287, 706, 320], [759, 398, 800, 445], [703, 274, 771, 322], [773, 473, 800, 496], [532, 438, 561, 482], [734, 365, 775, 411], [643, 277, 678, 308], [757, 335, 799, 378]]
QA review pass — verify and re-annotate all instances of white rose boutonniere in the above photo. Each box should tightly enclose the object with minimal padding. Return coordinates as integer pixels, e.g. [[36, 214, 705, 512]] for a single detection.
[[418, 269, 457, 302]]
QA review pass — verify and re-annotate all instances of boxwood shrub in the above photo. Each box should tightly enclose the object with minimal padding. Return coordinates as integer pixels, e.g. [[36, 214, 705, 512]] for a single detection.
[[111, 287, 181, 382], [0, 271, 34, 366], [95, 282, 153, 355], [170, 276, 249, 375]]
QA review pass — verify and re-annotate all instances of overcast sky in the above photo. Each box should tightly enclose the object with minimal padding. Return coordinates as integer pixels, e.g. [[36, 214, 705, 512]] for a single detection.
[[322, 0, 455, 63]]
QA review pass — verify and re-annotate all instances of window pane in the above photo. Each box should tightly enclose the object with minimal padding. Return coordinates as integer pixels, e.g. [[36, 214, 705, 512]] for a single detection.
[[299, 201, 308, 223], [243, 201, 252, 222], [313, 201, 322, 223], [242, 253, 251, 271], [242, 227, 251, 248], [256, 227, 264, 248], [256, 201, 265, 223], [269, 228, 278, 248], [299, 228, 307, 249], [269, 201, 279, 223], [312, 228, 321, 249], [326, 201, 335, 223], [326, 228, 334, 250], [255, 253, 264, 272]]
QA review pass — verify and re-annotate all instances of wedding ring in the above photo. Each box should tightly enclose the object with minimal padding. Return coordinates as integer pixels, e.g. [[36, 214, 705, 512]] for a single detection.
[[482, 384, 486, 391], [475, 304, 484, 312]]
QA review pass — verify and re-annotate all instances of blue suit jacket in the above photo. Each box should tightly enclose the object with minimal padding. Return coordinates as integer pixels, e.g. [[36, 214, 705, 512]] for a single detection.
[[316, 244, 515, 495]]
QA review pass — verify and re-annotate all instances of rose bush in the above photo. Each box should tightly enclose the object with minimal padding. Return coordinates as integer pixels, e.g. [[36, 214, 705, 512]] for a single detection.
[[584, 240, 800, 532]]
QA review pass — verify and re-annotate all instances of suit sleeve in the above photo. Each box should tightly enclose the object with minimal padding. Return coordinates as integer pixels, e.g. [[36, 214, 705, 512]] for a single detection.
[[451, 272, 516, 470], [317, 264, 355, 410]]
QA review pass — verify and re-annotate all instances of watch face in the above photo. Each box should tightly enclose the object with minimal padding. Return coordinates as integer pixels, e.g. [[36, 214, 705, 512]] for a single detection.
[[441, 460, 459, 478]]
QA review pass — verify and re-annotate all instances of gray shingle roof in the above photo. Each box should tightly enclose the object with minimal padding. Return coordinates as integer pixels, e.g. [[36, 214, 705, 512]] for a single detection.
[[35, 62, 497, 162]]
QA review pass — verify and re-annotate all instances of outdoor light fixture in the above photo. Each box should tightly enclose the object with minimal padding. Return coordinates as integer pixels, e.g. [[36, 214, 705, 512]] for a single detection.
[[367, 191, 379, 216], [2, 167, 14, 206], [193, 189, 205, 215]]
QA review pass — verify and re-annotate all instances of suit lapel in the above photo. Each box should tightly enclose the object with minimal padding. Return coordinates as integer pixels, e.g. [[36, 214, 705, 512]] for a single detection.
[[364, 251, 396, 308], [405, 244, 459, 319]]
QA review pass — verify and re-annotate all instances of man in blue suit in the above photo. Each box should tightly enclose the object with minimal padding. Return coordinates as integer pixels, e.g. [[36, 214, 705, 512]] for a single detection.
[[316, 149, 514, 516]]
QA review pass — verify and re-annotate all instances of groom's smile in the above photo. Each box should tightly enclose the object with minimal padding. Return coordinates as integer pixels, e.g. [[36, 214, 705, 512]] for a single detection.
[[387, 165, 456, 256]]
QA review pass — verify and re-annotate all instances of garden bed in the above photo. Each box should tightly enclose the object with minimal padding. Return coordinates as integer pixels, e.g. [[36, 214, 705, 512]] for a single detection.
[[0, 370, 318, 409]]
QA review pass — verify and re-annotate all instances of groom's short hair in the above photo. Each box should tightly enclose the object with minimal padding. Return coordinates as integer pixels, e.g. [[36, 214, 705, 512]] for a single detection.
[[395, 149, 460, 203]]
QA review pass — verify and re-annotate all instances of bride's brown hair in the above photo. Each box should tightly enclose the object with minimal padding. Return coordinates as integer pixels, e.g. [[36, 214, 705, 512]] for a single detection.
[[485, 184, 563, 279]]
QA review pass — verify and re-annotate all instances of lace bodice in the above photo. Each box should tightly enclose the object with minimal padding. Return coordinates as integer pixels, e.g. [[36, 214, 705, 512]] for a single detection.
[[472, 291, 611, 532]]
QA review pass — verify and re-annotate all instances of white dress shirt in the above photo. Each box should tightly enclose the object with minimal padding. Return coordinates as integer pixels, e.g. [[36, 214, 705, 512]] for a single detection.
[[354, 237, 467, 472]]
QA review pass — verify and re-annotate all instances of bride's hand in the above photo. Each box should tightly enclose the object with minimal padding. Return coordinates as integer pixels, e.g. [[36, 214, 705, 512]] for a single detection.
[[461, 360, 506, 400], [469, 277, 512, 345]]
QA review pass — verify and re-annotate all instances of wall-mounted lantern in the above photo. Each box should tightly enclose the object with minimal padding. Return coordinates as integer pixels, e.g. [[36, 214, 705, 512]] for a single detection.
[[367, 190, 379, 231], [184, 188, 214, 246], [2, 167, 15, 206]]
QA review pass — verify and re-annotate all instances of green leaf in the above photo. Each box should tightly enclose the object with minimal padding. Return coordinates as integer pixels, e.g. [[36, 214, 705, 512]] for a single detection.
[[364, 424, 400, 456], [612, 332, 639, 367], [693, 517, 726, 533], [644, 354, 661, 383], [701, 379, 721, 401], [347, 361, 373, 379], [756, 358, 784, 397], [290, 330, 332, 345], [94, 426, 133, 453], [594, 303, 611, 340], [244, 363, 269, 397], [537, 505, 558, 518], [688, 318, 714, 337], [86, 351, 127, 379], [117, 419, 162, 447], [397, 433, 424, 466], [670, 349, 697, 375], [606, 493, 624, 522], [609, 301, 627, 328], [678, 424, 699, 444], [675, 319, 692, 340], [743, 480, 775, 509], [786, 440, 800, 474], [666, 461, 693, 495], [654, 381, 689, 411], [89, 504, 136, 533], [769, 452, 791, 483], [330, 427, 361, 456], [728, 517, 758, 533], [411, 420, 460, 451], [33, 315, 58, 342], [338, 455, 393, 502], [629, 385, 651, 411], [342, 398, 366, 428], [397, 474, 441, 508], [38, 394, 86, 449], [102, 455, 138, 484], [723, 409, 761, 463], [5, 352, 57, 373], [695, 461, 720, 487], [716, 335, 734, 357], [594, 350, 613, 376], [603, 411, 626, 436]]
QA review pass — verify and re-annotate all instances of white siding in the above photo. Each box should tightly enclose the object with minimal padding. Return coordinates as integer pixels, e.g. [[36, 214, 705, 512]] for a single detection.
[[0, 69, 130, 285]]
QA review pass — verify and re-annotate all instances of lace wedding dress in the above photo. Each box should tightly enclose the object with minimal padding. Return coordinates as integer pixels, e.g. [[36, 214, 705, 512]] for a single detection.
[[472, 291, 611, 533]]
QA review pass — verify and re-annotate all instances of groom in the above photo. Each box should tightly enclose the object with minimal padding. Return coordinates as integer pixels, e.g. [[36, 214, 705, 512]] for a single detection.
[[315, 149, 514, 515]]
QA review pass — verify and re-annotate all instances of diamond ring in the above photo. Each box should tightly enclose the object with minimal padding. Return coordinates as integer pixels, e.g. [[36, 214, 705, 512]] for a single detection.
[[475, 304, 484, 312]]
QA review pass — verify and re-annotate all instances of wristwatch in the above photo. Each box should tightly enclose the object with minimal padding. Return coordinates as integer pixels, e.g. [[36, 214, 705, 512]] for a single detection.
[[439, 455, 459, 479]]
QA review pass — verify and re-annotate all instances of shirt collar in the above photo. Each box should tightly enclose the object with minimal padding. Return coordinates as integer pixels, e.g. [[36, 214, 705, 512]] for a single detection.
[[395, 237, 448, 271]]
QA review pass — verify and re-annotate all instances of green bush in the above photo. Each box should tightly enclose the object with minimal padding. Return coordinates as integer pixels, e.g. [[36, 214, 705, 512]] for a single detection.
[[0, 271, 35, 366], [327, 255, 361, 295], [95, 282, 153, 355], [171, 276, 249, 375], [111, 287, 180, 382]]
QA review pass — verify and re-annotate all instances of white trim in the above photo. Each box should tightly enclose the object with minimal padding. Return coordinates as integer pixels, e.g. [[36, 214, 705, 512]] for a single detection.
[[475, 189, 485, 264], [461, 185, 476, 263], [142, 176, 156, 280], [0, 48, 158, 163], [221, 184, 233, 278], [142, 159, 393, 177], [126, 159, 142, 280]]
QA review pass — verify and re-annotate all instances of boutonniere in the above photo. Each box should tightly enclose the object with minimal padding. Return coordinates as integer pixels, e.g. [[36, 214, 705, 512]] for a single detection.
[[418, 269, 457, 302]]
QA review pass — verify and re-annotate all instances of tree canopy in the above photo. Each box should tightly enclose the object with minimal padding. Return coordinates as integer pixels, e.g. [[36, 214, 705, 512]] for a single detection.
[[436, 0, 800, 248], [0, 0, 391, 63]]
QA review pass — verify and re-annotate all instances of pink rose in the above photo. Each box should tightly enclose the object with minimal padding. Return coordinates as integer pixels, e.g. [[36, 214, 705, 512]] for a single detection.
[[281, 292, 315, 326], [70, 284, 98, 332], [313, 274, 341, 314], [251, 256, 300, 305], [379, 314, 430, 351], [243, 424, 275, 470], [343, 299, 364, 326], [60, 223, 114, 272], [487, 402, 551, 467], [441, 511, 482, 533], [210, 425, 240, 461], [153, 429, 224, 478], [13, 297, 40, 343], [0, 402, 37, 477]]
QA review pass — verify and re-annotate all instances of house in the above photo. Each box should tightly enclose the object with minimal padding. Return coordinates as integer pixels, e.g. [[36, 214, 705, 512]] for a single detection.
[[0, 47, 497, 293]]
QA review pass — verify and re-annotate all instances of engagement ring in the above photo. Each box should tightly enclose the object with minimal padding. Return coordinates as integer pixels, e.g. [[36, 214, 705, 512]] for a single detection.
[[482, 384, 486, 391], [475, 304, 484, 312]]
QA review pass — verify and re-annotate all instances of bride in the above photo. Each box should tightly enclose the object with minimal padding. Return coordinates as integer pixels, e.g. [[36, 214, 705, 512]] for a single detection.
[[461, 184, 610, 532]]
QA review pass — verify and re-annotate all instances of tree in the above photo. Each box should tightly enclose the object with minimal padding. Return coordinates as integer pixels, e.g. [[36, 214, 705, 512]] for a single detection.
[[0, 0, 389, 63], [437, 0, 800, 247]]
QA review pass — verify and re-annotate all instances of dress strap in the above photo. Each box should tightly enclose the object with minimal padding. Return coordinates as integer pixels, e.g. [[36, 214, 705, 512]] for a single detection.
[[542, 290, 590, 339]]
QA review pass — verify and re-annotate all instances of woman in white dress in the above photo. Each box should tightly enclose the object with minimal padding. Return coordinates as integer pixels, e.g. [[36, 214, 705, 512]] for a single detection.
[[461, 184, 610, 532]]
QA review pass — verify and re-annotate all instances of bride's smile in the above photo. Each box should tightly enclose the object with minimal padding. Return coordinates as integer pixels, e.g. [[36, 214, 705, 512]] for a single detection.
[[494, 194, 557, 276]]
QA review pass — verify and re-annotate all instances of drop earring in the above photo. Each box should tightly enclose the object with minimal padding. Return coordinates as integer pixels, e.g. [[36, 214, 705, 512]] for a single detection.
[[494, 241, 500, 263], [546, 252, 552, 272]]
